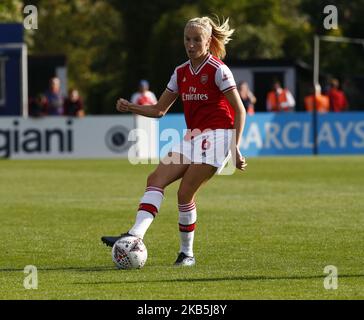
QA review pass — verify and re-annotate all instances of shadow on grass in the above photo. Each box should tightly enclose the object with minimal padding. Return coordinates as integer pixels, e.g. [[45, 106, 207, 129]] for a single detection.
[[0, 266, 116, 272], [73, 273, 364, 285], [2, 266, 363, 285]]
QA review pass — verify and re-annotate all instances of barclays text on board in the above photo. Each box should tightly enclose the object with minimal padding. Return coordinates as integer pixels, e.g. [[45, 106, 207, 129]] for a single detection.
[[239, 114, 364, 156], [158, 113, 364, 157]]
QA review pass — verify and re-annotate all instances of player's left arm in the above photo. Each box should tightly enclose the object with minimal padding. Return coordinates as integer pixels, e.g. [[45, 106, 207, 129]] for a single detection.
[[224, 88, 246, 146], [224, 88, 247, 171]]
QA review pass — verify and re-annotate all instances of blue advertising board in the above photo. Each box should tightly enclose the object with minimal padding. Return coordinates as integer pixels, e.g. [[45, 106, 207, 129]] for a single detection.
[[239, 112, 314, 156], [157, 112, 364, 157], [0, 23, 23, 43], [317, 112, 364, 155], [0, 23, 26, 116]]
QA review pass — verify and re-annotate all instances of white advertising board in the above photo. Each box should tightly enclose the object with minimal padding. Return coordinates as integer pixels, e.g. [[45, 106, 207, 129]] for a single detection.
[[0, 115, 157, 159]]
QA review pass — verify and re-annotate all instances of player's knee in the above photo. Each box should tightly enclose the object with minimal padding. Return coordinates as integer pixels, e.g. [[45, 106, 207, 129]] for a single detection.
[[146, 172, 158, 186], [146, 171, 164, 189], [177, 185, 194, 204]]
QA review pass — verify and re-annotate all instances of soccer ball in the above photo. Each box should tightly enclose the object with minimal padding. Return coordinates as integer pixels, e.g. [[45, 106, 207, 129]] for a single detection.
[[111, 236, 147, 269]]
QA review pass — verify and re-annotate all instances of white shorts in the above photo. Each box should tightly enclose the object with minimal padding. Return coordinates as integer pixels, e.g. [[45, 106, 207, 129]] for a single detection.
[[170, 129, 233, 170]]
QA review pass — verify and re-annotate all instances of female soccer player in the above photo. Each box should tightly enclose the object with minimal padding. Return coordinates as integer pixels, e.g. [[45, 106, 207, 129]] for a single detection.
[[102, 16, 247, 266]]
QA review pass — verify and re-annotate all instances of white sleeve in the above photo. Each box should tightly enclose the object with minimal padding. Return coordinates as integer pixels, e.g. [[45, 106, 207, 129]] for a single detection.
[[150, 92, 157, 103], [281, 90, 296, 108], [215, 64, 236, 93], [130, 93, 139, 104], [286, 91, 296, 107], [166, 68, 178, 93]]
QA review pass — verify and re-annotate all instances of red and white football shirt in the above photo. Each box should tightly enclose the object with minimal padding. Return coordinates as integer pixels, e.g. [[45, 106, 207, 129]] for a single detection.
[[166, 54, 236, 132]]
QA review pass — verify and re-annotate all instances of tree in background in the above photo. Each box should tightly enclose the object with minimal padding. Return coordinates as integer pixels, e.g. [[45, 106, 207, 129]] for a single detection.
[[301, 0, 364, 107], [2, 0, 363, 113], [0, 0, 23, 22], [22, 0, 124, 114], [108, 0, 185, 103]]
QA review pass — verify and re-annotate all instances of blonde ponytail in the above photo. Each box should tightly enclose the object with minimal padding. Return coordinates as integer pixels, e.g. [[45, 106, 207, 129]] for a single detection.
[[186, 16, 235, 59]]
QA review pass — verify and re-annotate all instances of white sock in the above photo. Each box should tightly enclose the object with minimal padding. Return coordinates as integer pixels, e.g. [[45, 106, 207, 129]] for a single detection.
[[178, 202, 197, 257], [129, 186, 164, 239]]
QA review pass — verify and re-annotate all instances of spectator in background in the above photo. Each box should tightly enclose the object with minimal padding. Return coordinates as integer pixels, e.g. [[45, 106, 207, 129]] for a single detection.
[[131, 79, 157, 105], [266, 80, 295, 112], [327, 78, 348, 112], [28, 94, 47, 117], [304, 84, 329, 113], [238, 81, 256, 115], [64, 88, 85, 117], [44, 77, 64, 115]]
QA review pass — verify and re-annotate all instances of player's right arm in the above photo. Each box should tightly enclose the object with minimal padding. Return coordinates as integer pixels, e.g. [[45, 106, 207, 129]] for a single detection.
[[116, 89, 178, 118]]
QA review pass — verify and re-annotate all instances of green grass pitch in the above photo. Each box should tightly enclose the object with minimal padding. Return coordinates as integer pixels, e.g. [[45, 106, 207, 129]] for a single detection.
[[0, 156, 363, 299]]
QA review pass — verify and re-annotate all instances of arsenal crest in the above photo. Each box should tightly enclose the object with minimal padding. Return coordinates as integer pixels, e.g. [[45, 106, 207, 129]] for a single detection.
[[200, 74, 208, 84]]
